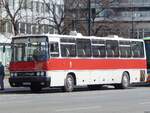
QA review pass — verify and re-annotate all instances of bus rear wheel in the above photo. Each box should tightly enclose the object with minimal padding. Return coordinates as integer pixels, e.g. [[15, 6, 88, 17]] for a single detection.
[[114, 72, 130, 89], [63, 74, 75, 92]]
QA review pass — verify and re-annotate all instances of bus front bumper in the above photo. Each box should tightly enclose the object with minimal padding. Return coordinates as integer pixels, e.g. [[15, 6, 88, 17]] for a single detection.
[[9, 76, 50, 87]]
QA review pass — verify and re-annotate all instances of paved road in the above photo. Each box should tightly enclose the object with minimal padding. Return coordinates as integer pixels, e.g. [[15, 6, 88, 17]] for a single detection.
[[0, 79, 150, 113]]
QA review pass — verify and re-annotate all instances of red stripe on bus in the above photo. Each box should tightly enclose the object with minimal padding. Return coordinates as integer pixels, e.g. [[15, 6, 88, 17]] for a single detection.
[[9, 59, 147, 71]]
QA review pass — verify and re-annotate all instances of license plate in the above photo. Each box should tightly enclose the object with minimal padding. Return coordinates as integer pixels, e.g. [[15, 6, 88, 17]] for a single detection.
[[23, 82, 31, 85]]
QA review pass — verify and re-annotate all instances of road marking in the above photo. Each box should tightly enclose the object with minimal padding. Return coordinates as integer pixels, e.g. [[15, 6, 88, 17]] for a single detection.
[[56, 106, 101, 112]]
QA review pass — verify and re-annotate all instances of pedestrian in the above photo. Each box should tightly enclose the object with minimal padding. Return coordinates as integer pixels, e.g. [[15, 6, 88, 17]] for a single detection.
[[0, 62, 5, 90]]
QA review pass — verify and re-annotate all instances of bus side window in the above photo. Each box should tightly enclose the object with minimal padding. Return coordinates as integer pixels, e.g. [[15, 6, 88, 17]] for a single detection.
[[61, 44, 76, 57], [92, 45, 106, 58], [119, 41, 131, 58], [106, 40, 119, 57], [91, 39, 106, 58], [131, 41, 144, 58], [49, 42, 59, 57], [77, 39, 91, 57]]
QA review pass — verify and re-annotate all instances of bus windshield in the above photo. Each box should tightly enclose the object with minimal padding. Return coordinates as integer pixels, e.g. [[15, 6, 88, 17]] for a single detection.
[[12, 36, 49, 62]]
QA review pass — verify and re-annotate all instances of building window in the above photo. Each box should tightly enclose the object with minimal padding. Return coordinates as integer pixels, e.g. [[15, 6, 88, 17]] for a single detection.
[[31, 1, 33, 11], [31, 25, 36, 34], [36, 1, 39, 12], [41, 2, 44, 13], [27, 23, 31, 34], [20, 23, 25, 33], [7, 22, 12, 33], [0, 20, 7, 33], [38, 25, 44, 34], [44, 25, 48, 33], [23, 0, 27, 9], [1, 21, 7, 33], [26, 0, 31, 9]]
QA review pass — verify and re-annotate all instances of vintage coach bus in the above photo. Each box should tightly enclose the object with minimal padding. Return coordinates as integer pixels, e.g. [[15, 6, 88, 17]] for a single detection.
[[9, 34, 147, 92]]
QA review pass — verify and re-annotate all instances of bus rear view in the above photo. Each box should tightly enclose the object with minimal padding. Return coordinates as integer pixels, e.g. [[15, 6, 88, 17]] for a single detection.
[[9, 35, 50, 92]]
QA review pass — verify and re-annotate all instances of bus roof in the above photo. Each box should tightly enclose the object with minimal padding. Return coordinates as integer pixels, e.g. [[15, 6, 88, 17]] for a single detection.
[[12, 33, 144, 42]]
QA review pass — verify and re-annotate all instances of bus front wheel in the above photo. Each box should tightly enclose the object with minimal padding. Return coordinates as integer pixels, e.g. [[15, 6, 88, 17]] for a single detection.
[[63, 74, 75, 92]]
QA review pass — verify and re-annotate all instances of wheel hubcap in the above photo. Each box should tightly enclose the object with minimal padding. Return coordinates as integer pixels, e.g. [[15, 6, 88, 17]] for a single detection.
[[67, 77, 73, 89], [123, 75, 129, 87]]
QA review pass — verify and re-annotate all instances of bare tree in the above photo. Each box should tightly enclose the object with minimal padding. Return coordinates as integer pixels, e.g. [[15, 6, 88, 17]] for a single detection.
[[64, 0, 88, 35], [39, 0, 65, 34], [39, 0, 84, 34], [63, 0, 116, 36], [1, 0, 25, 35], [90, 0, 117, 36], [64, 0, 130, 37]]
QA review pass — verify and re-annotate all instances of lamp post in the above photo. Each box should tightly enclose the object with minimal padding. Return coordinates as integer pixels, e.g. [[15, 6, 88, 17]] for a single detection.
[[88, 0, 91, 36], [131, 0, 134, 38]]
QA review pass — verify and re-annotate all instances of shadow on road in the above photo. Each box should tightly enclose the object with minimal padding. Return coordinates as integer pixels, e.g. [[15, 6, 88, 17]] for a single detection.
[[0, 85, 137, 95], [131, 83, 150, 87]]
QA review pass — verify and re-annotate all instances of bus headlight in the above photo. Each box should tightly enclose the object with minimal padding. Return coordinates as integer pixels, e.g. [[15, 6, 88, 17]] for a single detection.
[[10, 73, 13, 76], [36, 72, 40, 76], [14, 73, 17, 77], [41, 72, 44, 76]]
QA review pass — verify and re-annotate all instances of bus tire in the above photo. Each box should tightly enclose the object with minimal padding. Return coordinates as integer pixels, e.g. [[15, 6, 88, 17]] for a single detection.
[[64, 74, 75, 92], [30, 85, 42, 92], [114, 72, 130, 89]]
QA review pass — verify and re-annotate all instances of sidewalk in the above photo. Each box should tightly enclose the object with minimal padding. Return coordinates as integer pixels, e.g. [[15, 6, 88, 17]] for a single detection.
[[0, 79, 12, 93], [0, 79, 29, 93], [4, 78, 10, 88]]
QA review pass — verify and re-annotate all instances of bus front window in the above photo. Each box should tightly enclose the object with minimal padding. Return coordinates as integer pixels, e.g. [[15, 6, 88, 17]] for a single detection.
[[13, 43, 26, 61], [12, 37, 48, 62], [31, 42, 48, 61]]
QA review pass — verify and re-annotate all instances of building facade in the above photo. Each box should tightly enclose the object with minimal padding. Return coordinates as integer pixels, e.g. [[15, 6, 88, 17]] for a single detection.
[[0, 0, 64, 36], [65, 0, 150, 38], [108, 0, 150, 38]]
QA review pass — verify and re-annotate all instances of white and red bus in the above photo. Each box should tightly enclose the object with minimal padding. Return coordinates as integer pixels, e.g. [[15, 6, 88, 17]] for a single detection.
[[9, 34, 147, 92]]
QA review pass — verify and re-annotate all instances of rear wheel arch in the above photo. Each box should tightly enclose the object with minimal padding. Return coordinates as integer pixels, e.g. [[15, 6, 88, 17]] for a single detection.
[[123, 71, 130, 82], [114, 71, 130, 89], [121, 71, 130, 89]]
